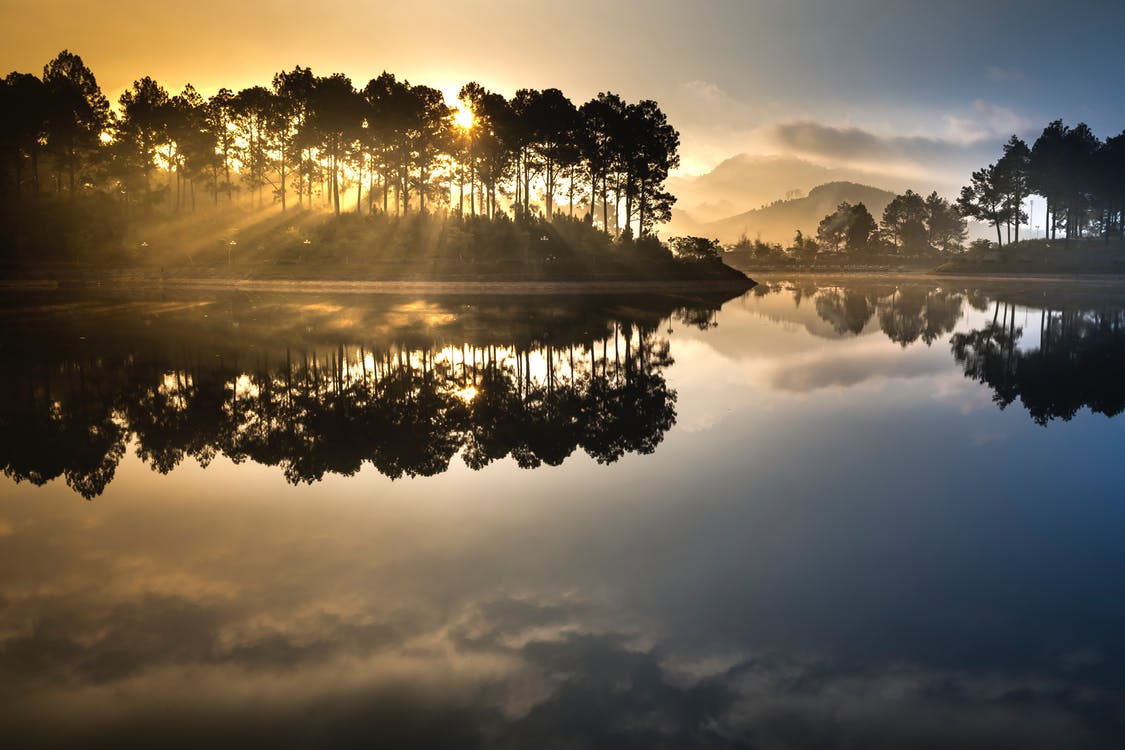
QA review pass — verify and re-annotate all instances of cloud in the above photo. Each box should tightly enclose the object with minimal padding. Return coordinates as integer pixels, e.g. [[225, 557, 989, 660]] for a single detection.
[[767, 121, 954, 163], [944, 100, 1035, 144], [746, 111, 1037, 191], [766, 337, 953, 393]]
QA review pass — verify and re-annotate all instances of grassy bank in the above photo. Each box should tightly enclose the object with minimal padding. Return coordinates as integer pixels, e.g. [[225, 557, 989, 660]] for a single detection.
[[933, 238, 1125, 275], [0, 201, 751, 285], [720, 238, 1125, 277]]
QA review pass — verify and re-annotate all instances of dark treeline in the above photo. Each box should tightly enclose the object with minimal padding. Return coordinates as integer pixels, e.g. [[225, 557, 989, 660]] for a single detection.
[[0, 291, 738, 498], [729, 190, 968, 263], [0, 50, 679, 238], [958, 122, 1125, 246], [814, 191, 966, 257]]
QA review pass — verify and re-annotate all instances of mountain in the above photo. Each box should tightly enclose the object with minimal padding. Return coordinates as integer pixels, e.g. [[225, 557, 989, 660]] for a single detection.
[[669, 182, 898, 245], [666, 154, 909, 224]]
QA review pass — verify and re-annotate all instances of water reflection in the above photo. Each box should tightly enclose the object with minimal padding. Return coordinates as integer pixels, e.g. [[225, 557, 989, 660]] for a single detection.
[[749, 278, 1125, 423], [0, 292, 728, 498], [952, 303, 1125, 424], [4, 282, 1125, 499], [4, 280, 1125, 748]]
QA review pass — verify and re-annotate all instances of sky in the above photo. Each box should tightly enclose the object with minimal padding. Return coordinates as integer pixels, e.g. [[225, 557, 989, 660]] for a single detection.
[[4, 0, 1124, 201]]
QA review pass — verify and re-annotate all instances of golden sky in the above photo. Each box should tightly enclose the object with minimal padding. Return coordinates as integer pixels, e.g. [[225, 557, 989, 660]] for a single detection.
[[5, 1, 1125, 192]]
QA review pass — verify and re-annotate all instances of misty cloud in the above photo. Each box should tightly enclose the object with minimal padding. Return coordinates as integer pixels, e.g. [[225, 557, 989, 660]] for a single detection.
[[767, 121, 982, 169], [768, 347, 950, 393], [944, 100, 1034, 144]]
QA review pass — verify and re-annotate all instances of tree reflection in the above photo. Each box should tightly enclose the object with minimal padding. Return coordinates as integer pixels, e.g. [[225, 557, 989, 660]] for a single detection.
[[953, 301, 1125, 425], [815, 287, 878, 335], [750, 278, 1125, 425], [0, 300, 688, 497], [750, 280, 966, 344], [0, 359, 127, 498]]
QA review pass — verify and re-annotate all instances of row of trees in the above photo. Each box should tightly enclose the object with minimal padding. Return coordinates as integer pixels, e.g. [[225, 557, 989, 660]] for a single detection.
[[727, 191, 968, 262], [957, 122, 1125, 245], [0, 51, 680, 236], [811, 191, 967, 256]]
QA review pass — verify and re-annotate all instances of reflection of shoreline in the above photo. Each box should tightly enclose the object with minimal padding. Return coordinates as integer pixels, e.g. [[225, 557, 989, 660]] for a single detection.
[[748, 278, 1125, 425], [0, 294, 719, 498], [953, 303, 1125, 425]]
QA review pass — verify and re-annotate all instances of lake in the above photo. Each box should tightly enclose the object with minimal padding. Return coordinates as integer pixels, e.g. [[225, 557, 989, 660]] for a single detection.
[[2, 276, 1124, 749]]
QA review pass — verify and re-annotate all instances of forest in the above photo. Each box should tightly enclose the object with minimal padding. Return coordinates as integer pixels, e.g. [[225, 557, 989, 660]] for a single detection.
[[725, 190, 968, 264], [724, 119, 1125, 267], [818, 122, 1125, 256], [957, 124, 1125, 246], [0, 51, 700, 277]]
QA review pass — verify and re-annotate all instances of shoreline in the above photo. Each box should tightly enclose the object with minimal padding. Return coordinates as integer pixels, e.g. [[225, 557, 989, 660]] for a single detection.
[[0, 276, 758, 296], [743, 269, 1125, 285]]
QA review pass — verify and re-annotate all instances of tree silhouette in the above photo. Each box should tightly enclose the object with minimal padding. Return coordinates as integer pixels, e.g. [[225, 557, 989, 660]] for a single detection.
[[41, 50, 110, 198], [881, 190, 928, 253], [0, 72, 49, 195]]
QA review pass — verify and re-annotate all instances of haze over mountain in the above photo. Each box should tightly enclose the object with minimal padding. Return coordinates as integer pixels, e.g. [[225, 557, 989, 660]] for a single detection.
[[666, 154, 915, 224], [667, 182, 898, 245]]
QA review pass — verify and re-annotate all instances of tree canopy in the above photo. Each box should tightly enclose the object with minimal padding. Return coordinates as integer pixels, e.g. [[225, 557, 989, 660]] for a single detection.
[[0, 51, 681, 241]]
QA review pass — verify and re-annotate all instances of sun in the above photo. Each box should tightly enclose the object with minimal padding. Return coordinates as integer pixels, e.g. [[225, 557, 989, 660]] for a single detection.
[[453, 106, 475, 130]]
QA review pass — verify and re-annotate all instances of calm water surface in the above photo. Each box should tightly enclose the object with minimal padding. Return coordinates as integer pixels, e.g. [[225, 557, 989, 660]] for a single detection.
[[2, 277, 1125, 749]]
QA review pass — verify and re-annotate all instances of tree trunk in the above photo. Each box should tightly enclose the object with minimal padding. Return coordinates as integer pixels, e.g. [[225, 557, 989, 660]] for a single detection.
[[624, 175, 633, 238], [332, 152, 340, 216], [67, 144, 76, 199], [30, 143, 39, 193], [601, 174, 608, 233], [280, 145, 287, 211]]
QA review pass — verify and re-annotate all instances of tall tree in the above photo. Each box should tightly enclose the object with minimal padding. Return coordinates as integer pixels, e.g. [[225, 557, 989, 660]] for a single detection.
[[1028, 120, 1068, 240], [308, 74, 361, 216], [521, 88, 579, 220], [958, 164, 1008, 246], [205, 88, 237, 203], [272, 66, 314, 210], [0, 72, 49, 195], [166, 84, 206, 211], [1095, 131, 1125, 242], [117, 76, 170, 206], [880, 189, 928, 253], [623, 100, 680, 237], [995, 135, 1030, 243], [404, 84, 451, 214], [924, 192, 968, 253], [1057, 123, 1099, 240], [579, 93, 627, 232], [41, 50, 110, 198], [233, 85, 276, 208]]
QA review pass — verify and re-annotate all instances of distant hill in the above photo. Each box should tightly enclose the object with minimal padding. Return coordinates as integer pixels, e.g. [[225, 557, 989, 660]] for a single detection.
[[666, 154, 911, 224], [671, 182, 898, 245]]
